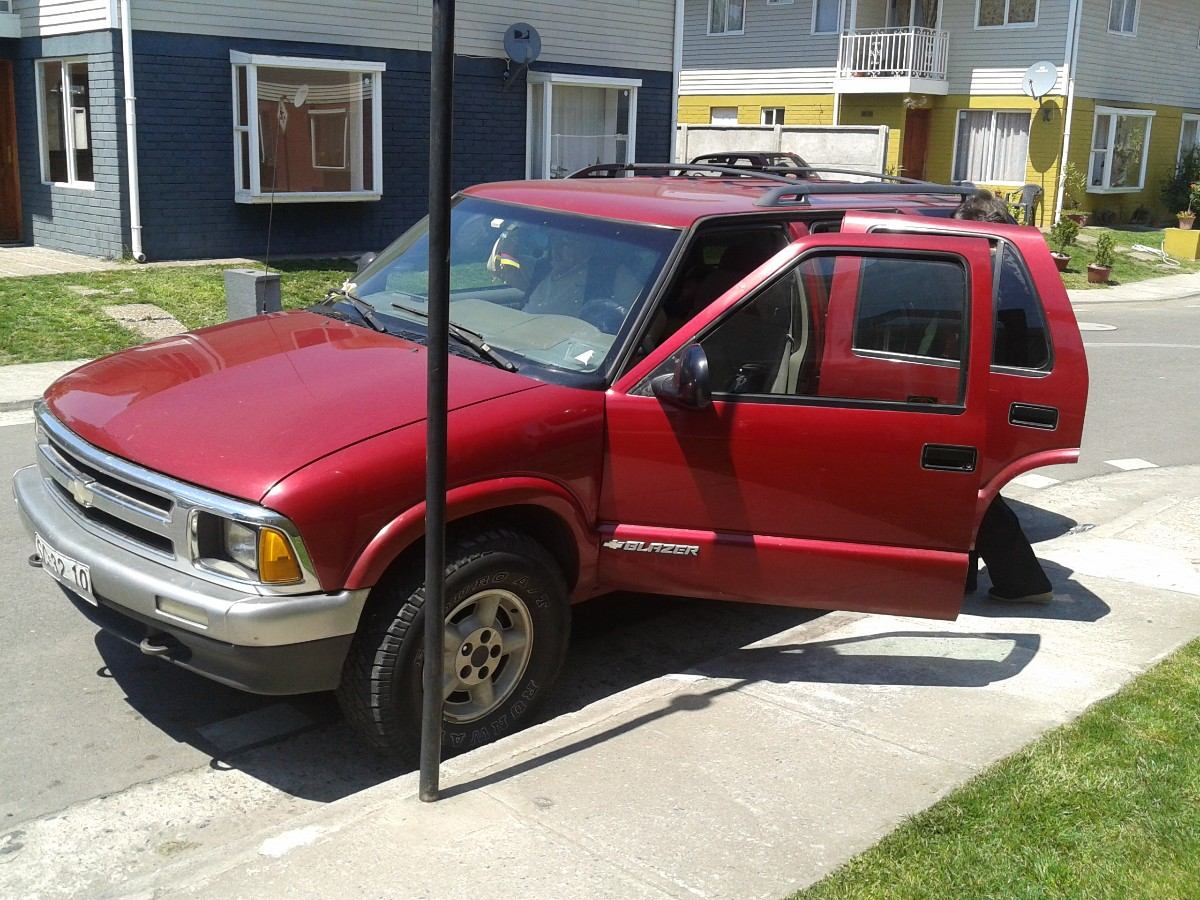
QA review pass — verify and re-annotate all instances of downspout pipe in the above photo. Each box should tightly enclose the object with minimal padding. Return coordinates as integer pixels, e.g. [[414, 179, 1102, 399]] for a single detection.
[[118, 0, 145, 262], [670, 0, 684, 162], [1053, 0, 1083, 225]]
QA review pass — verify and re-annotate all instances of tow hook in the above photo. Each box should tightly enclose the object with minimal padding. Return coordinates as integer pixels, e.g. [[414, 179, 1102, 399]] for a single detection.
[[28, 554, 42, 568], [139, 633, 174, 657]]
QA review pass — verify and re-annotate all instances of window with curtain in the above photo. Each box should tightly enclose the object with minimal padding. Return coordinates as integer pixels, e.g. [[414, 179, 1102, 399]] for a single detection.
[[1181, 116, 1200, 163], [526, 74, 639, 179], [812, 0, 841, 33], [761, 107, 786, 125], [709, 0, 746, 34], [1109, 0, 1137, 33], [37, 59, 93, 186], [977, 0, 1037, 27], [953, 111, 1030, 183], [1089, 107, 1153, 191], [710, 106, 739, 125]]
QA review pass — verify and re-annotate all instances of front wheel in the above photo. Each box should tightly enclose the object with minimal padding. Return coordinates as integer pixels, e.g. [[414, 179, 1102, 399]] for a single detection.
[[336, 528, 570, 758]]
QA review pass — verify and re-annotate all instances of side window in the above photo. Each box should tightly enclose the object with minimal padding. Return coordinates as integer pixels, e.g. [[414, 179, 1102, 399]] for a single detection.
[[654, 251, 969, 408], [993, 244, 1051, 370]]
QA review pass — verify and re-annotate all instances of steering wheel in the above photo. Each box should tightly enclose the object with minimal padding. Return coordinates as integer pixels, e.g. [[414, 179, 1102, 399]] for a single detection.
[[578, 298, 629, 334]]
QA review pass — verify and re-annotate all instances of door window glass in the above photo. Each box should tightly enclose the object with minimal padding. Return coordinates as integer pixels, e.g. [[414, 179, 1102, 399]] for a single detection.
[[992, 244, 1051, 370], [655, 251, 969, 407]]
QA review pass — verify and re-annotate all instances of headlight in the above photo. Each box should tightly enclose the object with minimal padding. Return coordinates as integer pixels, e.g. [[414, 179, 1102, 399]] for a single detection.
[[192, 513, 304, 585]]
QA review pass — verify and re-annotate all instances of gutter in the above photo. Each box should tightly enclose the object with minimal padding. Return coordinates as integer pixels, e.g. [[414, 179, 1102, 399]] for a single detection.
[[669, 0, 684, 162], [118, 0, 146, 262], [1053, 0, 1083, 225]]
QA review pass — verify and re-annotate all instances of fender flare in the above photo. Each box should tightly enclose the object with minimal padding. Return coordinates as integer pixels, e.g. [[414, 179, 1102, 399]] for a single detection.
[[344, 476, 595, 593], [975, 448, 1079, 523]]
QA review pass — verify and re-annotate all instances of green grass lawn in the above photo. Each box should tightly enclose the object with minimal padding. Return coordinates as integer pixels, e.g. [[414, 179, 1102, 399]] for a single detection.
[[0, 259, 355, 366], [1057, 226, 1200, 291], [797, 638, 1200, 899]]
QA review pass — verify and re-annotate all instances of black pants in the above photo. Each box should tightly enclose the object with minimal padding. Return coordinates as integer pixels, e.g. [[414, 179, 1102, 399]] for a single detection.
[[967, 496, 1052, 597]]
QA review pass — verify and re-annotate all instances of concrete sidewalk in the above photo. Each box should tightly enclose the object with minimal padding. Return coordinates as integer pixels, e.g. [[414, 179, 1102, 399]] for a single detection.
[[1068, 269, 1200, 303], [0, 359, 89, 412], [46, 466, 1187, 900]]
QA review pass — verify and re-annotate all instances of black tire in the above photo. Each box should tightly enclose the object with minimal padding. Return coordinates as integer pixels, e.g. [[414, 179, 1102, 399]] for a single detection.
[[336, 528, 570, 758]]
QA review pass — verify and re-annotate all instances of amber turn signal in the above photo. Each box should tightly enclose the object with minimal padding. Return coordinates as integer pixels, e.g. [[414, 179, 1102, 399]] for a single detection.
[[258, 527, 303, 584]]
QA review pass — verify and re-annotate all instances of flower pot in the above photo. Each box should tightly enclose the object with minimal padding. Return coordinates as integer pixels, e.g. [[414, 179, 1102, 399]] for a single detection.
[[1087, 264, 1112, 284], [1177, 215, 1195, 230], [1066, 213, 1089, 227], [1050, 252, 1070, 272]]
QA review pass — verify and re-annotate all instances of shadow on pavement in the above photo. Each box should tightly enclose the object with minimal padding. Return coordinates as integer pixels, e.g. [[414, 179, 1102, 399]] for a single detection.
[[966, 560, 1111, 622], [1006, 496, 1078, 542], [94, 591, 821, 802], [444, 627, 1041, 798]]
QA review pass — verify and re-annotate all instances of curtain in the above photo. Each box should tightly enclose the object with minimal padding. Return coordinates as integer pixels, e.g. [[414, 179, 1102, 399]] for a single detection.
[[955, 111, 1029, 183]]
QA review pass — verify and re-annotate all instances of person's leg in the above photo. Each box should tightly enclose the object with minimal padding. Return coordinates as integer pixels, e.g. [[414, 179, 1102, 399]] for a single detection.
[[976, 496, 1052, 601]]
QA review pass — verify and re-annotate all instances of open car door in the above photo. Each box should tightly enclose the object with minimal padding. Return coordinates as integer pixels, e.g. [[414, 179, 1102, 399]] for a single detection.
[[840, 211, 1089, 505], [601, 231, 998, 621]]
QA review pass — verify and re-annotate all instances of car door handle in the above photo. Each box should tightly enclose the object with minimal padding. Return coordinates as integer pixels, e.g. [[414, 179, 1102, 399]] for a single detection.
[[922, 444, 977, 473], [1009, 403, 1059, 430]]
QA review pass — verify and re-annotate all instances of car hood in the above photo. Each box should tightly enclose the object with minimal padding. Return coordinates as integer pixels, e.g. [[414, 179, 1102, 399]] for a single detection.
[[45, 311, 541, 502]]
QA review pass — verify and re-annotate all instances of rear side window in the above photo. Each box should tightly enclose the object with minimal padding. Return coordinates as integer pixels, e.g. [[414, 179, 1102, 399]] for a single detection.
[[993, 244, 1051, 370], [854, 256, 966, 364]]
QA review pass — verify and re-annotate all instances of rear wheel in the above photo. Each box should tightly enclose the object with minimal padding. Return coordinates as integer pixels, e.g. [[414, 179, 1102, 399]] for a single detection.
[[337, 528, 570, 758]]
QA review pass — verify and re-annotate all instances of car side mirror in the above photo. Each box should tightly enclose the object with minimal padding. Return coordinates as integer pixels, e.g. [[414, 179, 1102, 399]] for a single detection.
[[355, 252, 378, 275], [651, 343, 712, 410]]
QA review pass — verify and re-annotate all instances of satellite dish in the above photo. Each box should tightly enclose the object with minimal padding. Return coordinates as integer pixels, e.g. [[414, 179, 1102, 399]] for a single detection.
[[1022, 61, 1058, 101], [293, 84, 309, 107], [504, 23, 542, 66]]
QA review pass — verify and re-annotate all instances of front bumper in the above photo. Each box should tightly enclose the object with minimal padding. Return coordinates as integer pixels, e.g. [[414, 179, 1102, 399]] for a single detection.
[[13, 465, 367, 694]]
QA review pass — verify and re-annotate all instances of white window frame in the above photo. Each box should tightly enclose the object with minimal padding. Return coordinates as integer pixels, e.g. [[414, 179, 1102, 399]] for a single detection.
[[1180, 114, 1200, 163], [229, 51, 384, 204], [761, 107, 786, 126], [0, 2, 13, 13], [708, 0, 746, 35], [525, 72, 640, 179], [974, 0, 1039, 29], [950, 109, 1032, 186], [1088, 106, 1154, 193], [812, 0, 844, 34], [1108, 0, 1139, 35], [35, 57, 94, 189]]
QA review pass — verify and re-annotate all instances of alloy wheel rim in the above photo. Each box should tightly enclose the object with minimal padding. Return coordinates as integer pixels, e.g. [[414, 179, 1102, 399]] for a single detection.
[[440, 588, 533, 724]]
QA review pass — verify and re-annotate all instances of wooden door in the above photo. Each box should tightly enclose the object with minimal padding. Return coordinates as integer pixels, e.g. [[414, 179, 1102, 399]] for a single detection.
[[0, 60, 21, 242], [901, 107, 931, 181]]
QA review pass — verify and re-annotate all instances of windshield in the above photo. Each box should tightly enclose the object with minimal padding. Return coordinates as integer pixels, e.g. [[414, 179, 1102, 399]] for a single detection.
[[350, 196, 680, 373]]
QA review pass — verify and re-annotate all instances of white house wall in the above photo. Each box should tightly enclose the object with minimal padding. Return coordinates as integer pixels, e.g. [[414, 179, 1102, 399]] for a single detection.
[[941, 0, 1069, 95], [680, 0, 839, 94], [128, 0, 676, 72], [1073, 0, 1200, 109], [12, 0, 111, 37]]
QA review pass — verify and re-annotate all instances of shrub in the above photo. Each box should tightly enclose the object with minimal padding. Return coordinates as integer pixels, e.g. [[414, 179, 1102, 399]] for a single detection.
[[1093, 232, 1117, 268], [1048, 218, 1079, 252], [1062, 162, 1088, 211], [1161, 149, 1200, 215]]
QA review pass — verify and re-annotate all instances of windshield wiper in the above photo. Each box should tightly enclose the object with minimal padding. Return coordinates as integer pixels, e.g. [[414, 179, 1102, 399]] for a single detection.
[[317, 287, 387, 333], [390, 303, 518, 372]]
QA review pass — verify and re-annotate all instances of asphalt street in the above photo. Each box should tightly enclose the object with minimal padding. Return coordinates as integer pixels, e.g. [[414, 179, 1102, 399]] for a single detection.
[[0, 292, 1197, 895]]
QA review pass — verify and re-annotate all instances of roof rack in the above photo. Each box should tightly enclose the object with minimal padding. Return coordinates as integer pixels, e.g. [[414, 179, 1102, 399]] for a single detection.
[[565, 162, 977, 207], [755, 181, 976, 207]]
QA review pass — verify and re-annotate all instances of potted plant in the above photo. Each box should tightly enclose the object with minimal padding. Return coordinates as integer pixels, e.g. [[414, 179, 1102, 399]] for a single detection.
[[1088, 231, 1116, 284], [1176, 181, 1200, 229], [1178, 210, 1196, 230], [1047, 217, 1079, 272], [1061, 163, 1089, 226]]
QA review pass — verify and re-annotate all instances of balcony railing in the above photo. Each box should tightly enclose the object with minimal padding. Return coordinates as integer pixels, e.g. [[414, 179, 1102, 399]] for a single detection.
[[837, 27, 949, 82]]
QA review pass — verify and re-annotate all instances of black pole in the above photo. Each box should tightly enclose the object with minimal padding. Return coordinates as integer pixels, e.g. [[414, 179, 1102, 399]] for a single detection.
[[420, 0, 455, 803]]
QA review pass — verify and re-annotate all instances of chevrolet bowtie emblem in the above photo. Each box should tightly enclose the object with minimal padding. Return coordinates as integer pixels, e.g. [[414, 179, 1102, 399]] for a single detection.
[[69, 477, 95, 509]]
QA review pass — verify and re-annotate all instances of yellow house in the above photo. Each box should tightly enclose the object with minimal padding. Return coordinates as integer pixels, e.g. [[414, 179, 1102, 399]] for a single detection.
[[681, 0, 1200, 226]]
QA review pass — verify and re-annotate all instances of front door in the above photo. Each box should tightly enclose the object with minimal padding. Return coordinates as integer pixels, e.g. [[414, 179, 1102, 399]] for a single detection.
[[901, 108, 931, 180], [600, 232, 996, 621], [0, 60, 21, 242]]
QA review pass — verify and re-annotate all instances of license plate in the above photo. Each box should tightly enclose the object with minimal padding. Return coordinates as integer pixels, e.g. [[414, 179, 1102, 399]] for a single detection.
[[34, 533, 97, 606]]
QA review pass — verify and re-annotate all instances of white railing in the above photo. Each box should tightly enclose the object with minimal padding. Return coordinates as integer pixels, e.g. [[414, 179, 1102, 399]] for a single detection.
[[837, 27, 949, 81]]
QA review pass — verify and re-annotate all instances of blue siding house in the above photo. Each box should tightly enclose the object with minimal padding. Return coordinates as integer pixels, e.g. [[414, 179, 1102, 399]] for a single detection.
[[0, 0, 681, 260]]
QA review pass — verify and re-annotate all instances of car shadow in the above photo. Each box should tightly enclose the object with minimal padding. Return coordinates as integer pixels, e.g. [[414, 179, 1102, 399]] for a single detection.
[[1005, 496, 1079, 542], [93, 591, 821, 802]]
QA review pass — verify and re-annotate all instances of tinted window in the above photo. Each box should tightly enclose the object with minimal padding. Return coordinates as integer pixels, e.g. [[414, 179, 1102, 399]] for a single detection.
[[854, 256, 966, 364], [993, 244, 1051, 369]]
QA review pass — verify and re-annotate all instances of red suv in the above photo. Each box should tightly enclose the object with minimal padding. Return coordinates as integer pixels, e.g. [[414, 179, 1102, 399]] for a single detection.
[[13, 166, 1088, 755]]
